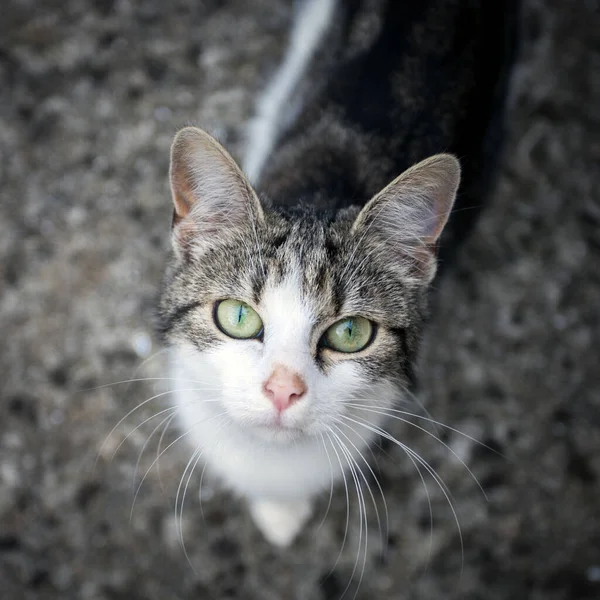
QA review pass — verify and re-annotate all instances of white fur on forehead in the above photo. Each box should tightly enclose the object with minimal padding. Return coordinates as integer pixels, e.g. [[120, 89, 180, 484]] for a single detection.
[[259, 267, 315, 371]]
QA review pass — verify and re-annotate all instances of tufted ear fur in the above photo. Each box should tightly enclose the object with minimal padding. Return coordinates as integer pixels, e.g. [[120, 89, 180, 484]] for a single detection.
[[351, 154, 461, 283], [169, 127, 264, 259]]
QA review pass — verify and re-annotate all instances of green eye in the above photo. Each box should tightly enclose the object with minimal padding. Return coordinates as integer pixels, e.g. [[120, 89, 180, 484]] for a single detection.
[[321, 316, 374, 353], [215, 299, 264, 340]]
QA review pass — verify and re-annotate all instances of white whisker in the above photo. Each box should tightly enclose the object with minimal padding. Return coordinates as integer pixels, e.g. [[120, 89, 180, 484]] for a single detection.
[[198, 460, 210, 522], [130, 412, 178, 497], [83, 376, 218, 392], [323, 430, 352, 578], [177, 416, 228, 573], [333, 419, 389, 553], [130, 411, 228, 522], [316, 432, 335, 531], [156, 413, 178, 497], [328, 428, 368, 600], [345, 403, 488, 499], [95, 387, 222, 471], [175, 444, 204, 575], [111, 406, 178, 463], [341, 413, 464, 575]]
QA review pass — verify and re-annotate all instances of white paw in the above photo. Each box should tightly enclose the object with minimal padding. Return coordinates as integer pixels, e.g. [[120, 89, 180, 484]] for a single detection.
[[249, 498, 312, 547]]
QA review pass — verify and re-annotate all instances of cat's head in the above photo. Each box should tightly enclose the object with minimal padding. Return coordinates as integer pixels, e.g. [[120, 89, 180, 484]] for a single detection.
[[159, 127, 459, 444]]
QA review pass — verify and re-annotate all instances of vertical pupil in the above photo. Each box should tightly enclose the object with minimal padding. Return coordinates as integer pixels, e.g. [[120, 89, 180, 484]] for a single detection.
[[347, 320, 353, 339], [237, 304, 244, 325]]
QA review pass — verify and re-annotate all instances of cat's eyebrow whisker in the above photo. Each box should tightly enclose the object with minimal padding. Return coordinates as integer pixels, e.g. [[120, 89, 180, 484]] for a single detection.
[[341, 414, 464, 575], [342, 250, 376, 292], [327, 428, 368, 600], [246, 203, 266, 279], [332, 418, 389, 555], [217, 208, 263, 277], [344, 403, 488, 499], [208, 200, 264, 278]]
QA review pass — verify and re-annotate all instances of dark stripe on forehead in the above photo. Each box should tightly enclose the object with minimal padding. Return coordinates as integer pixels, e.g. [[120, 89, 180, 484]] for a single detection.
[[330, 273, 345, 316], [313, 263, 329, 294], [390, 326, 417, 385], [244, 251, 270, 305], [250, 269, 266, 305], [269, 233, 288, 250], [390, 327, 409, 359], [324, 235, 339, 260]]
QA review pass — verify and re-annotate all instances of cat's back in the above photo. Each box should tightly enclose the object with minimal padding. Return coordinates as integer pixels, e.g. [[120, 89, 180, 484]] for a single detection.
[[252, 0, 520, 251]]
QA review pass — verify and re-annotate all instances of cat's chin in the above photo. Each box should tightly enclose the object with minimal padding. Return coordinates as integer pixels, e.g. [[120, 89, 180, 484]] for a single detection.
[[249, 422, 310, 445]]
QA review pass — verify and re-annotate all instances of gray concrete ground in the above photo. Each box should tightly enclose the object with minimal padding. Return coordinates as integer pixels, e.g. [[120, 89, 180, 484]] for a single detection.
[[1, 0, 599, 598]]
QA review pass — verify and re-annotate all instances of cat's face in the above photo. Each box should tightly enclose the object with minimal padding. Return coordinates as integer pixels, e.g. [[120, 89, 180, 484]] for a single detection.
[[162, 213, 419, 444], [159, 128, 459, 445]]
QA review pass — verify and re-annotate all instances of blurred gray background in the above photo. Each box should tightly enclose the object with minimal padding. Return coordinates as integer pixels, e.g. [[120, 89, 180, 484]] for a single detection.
[[1, 0, 599, 599]]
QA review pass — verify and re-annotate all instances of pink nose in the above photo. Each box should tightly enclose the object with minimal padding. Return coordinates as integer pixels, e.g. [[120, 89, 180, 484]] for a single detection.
[[263, 364, 307, 413]]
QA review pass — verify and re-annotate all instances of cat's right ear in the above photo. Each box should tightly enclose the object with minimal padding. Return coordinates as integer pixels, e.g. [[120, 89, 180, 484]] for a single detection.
[[351, 154, 460, 284], [169, 127, 264, 259]]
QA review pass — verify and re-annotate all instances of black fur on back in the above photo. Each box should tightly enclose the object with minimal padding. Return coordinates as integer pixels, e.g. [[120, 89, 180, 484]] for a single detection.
[[260, 0, 520, 266]]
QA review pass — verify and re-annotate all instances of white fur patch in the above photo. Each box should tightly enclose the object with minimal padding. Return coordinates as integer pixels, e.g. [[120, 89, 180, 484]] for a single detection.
[[243, 0, 337, 184], [249, 498, 312, 547]]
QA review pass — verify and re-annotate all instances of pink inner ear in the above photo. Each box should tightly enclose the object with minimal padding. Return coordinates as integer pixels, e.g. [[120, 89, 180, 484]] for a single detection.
[[170, 159, 196, 225], [421, 195, 451, 245], [392, 155, 460, 246], [171, 207, 187, 229], [167, 127, 265, 259], [171, 210, 198, 252]]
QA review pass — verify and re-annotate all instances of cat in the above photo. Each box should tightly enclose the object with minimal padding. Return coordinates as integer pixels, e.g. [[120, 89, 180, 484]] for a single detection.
[[158, 0, 519, 548]]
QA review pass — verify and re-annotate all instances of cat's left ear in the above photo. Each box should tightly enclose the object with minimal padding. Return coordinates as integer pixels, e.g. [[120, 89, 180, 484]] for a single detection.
[[169, 127, 264, 258], [352, 154, 460, 283]]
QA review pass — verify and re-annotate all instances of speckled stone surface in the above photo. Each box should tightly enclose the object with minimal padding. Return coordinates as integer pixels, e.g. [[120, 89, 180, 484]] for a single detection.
[[1, 1, 599, 599]]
